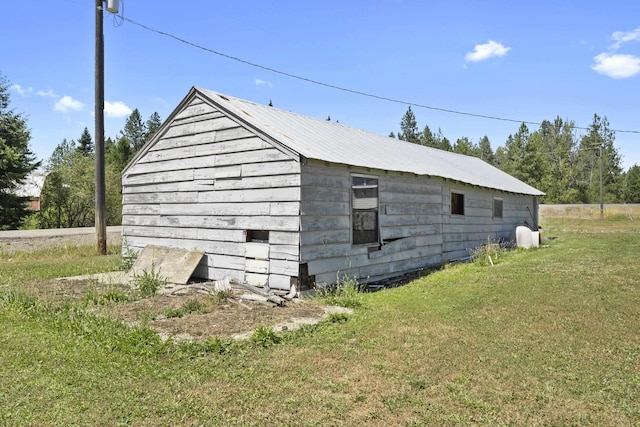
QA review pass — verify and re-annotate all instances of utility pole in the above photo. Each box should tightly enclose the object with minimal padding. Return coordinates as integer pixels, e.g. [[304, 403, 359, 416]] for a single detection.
[[599, 143, 604, 220], [95, 0, 119, 255], [95, 0, 106, 255]]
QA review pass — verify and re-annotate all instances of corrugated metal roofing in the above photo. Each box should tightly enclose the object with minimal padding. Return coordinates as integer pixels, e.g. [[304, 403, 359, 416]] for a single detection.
[[15, 169, 45, 198], [197, 88, 544, 196]]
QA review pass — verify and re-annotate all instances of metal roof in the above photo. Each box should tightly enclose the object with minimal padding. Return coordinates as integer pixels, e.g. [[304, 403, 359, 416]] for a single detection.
[[15, 169, 45, 198], [196, 88, 544, 196]]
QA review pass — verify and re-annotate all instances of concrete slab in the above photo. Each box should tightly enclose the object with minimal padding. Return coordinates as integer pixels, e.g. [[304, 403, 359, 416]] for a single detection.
[[56, 271, 129, 285], [129, 245, 204, 285]]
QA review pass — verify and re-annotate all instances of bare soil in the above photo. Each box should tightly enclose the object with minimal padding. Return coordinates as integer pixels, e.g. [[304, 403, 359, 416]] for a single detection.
[[2, 229, 343, 342], [26, 277, 336, 342]]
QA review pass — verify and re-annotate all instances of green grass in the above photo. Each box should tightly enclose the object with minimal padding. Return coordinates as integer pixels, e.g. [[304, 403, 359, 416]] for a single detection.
[[0, 244, 122, 285], [1, 218, 639, 425]]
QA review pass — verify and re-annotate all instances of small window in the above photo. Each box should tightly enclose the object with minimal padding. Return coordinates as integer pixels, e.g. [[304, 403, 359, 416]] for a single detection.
[[246, 230, 269, 243], [451, 192, 464, 215], [352, 175, 379, 245], [493, 198, 503, 219]]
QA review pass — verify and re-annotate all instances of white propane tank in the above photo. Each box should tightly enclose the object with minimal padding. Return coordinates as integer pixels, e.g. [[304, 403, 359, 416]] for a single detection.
[[531, 231, 540, 248], [106, 0, 119, 13], [516, 226, 534, 249]]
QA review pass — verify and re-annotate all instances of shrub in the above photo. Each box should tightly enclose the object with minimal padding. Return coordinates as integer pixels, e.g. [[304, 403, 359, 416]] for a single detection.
[[317, 274, 363, 309], [120, 240, 138, 271], [211, 288, 233, 304], [134, 265, 166, 297], [468, 237, 514, 266], [251, 326, 282, 348]]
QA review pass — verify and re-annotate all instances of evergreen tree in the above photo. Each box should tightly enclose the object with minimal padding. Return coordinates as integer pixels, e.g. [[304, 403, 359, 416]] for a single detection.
[[106, 136, 133, 174], [502, 123, 529, 180], [493, 146, 507, 170], [521, 131, 548, 192], [398, 106, 420, 144], [477, 136, 495, 165], [536, 118, 579, 203], [0, 72, 41, 230], [144, 112, 162, 145], [453, 137, 478, 156], [121, 108, 146, 153], [420, 124, 435, 147], [575, 114, 622, 203], [623, 164, 640, 203], [434, 128, 453, 151], [75, 127, 93, 156]]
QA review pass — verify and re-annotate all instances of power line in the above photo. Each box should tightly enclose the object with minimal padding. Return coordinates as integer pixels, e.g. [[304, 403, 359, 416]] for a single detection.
[[121, 16, 640, 136]]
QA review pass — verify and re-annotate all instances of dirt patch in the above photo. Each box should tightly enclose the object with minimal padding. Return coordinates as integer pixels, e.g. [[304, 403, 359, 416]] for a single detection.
[[25, 278, 344, 342]]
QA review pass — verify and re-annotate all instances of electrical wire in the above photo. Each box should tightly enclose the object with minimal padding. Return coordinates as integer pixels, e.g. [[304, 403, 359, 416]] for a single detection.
[[119, 16, 640, 136]]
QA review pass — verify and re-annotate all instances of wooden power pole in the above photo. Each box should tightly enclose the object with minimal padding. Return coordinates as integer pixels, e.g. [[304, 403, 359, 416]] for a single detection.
[[95, 0, 107, 255]]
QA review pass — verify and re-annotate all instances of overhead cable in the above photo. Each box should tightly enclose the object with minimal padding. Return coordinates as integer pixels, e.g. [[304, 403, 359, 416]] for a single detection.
[[120, 16, 640, 135]]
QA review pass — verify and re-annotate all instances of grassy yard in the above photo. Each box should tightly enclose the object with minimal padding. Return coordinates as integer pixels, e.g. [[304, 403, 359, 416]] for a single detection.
[[1, 218, 639, 426]]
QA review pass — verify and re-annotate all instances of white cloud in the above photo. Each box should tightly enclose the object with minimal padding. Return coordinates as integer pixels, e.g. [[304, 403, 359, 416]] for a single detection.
[[36, 89, 58, 98], [54, 95, 84, 112], [592, 53, 640, 78], [10, 84, 32, 96], [104, 100, 132, 118], [611, 27, 640, 50], [255, 78, 274, 88], [465, 40, 511, 63]]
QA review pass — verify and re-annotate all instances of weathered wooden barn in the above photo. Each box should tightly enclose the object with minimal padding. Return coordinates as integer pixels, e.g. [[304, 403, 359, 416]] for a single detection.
[[121, 87, 543, 294]]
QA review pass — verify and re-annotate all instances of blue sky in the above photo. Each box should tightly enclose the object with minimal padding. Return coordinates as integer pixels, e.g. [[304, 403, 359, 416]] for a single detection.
[[3, 0, 640, 170]]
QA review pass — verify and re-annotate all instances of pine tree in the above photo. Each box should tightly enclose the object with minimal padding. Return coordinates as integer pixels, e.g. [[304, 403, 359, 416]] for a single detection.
[[420, 124, 435, 147], [434, 128, 452, 151], [453, 137, 478, 156], [75, 127, 93, 156], [0, 72, 41, 229], [144, 112, 162, 145], [623, 164, 640, 203], [502, 123, 529, 180], [121, 108, 146, 153], [477, 136, 495, 165], [575, 114, 622, 203], [398, 106, 420, 144], [536, 118, 579, 203]]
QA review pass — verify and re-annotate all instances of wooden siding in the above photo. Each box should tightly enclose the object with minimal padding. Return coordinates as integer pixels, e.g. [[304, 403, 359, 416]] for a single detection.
[[299, 160, 444, 285], [441, 182, 535, 261], [122, 95, 301, 291]]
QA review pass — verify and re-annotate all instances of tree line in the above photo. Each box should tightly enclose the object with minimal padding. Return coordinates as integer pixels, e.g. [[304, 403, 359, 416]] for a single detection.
[[2, 68, 640, 231], [391, 106, 640, 204]]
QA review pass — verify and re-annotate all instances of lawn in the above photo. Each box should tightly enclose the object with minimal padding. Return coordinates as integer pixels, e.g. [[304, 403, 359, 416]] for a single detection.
[[1, 217, 639, 426]]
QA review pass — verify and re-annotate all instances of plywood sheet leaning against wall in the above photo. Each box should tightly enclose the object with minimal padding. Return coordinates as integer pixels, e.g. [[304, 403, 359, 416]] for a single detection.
[[128, 245, 204, 285]]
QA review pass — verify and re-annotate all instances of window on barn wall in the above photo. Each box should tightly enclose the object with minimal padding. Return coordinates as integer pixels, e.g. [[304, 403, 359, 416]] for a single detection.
[[493, 197, 503, 219], [451, 191, 465, 215], [351, 175, 379, 245], [246, 230, 269, 243]]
